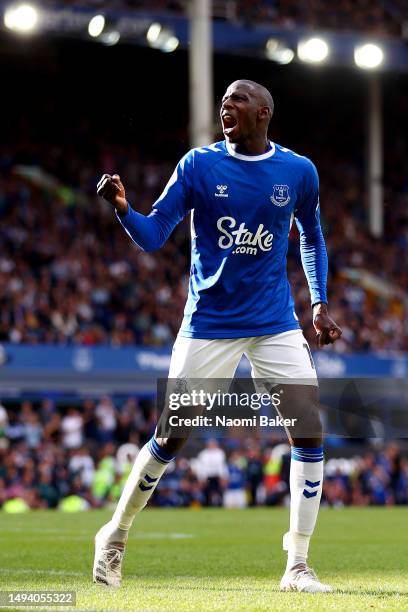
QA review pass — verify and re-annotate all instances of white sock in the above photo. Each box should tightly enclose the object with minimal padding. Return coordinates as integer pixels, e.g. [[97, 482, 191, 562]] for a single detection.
[[102, 438, 174, 543], [284, 446, 324, 570]]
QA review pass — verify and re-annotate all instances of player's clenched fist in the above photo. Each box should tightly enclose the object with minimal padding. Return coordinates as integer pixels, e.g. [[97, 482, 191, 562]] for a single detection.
[[312, 303, 342, 347], [97, 174, 128, 216]]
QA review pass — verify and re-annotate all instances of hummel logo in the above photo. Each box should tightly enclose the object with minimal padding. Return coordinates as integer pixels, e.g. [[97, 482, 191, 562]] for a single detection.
[[139, 473, 158, 492], [303, 489, 318, 499], [215, 184, 228, 197], [302, 479, 321, 499]]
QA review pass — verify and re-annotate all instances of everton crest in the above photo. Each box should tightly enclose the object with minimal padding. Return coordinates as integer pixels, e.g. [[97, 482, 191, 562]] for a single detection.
[[270, 184, 290, 207]]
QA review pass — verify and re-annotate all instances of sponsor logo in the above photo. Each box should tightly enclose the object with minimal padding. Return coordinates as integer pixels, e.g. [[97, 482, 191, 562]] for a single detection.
[[271, 184, 290, 207], [217, 215, 273, 256], [215, 184, 228, 197]]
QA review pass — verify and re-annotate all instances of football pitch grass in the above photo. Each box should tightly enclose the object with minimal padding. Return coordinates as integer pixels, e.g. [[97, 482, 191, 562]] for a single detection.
[[1, 507, 407, 611]]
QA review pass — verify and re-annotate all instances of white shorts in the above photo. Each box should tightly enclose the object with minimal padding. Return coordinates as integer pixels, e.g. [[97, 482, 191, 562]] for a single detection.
[[168, 330, 317, 382]]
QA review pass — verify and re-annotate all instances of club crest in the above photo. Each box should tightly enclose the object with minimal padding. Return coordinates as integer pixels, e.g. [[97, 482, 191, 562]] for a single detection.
[[270, 184, 290, 207]]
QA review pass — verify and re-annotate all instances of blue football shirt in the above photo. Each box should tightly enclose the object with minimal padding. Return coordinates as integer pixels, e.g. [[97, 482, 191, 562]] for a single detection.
[[117, 140, 328, 339]]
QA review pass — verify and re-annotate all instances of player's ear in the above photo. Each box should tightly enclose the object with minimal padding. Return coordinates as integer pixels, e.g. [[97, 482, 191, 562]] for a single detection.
[[258, 106, 270, 122]]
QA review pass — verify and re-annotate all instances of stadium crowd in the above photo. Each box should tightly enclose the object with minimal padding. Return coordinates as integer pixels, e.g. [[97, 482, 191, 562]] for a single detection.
[[0, 398, 407, 510], [0, 125, 406, 352], [233, 0, 405, 36], [50, 0, 407, 37]]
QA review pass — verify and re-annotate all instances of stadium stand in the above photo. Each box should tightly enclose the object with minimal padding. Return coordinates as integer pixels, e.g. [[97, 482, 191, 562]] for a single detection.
[[0, 126, 406, 351], [0, 398, 407, 508], [42, 0, 407, 36]]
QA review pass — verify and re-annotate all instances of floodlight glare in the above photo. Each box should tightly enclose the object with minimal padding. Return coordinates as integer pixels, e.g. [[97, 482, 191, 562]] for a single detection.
[[266, 38, 279, 54], [146, 23, 178, 53], [88, 15, 105, 38], [146, 22, 162, 45], [266, 39, 294, 65], [162, 35, 179, 53], [100, 30, 120, 46], [298, 37, 329, 63], [4, 3, 38, 33], [273, 48, 294, 65], [354, 43, 384, 69]]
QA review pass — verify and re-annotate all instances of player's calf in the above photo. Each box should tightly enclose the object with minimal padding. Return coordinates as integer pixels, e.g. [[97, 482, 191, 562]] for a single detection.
[[273, 384, 328, 588]]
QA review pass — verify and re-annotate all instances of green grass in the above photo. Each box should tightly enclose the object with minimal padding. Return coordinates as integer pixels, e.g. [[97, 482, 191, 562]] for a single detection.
[[1, 507, 408, 611]]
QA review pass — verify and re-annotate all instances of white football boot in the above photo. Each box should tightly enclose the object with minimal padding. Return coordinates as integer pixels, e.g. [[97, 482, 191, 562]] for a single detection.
[[93, 524, 125, 587], [280, 563, 333, 593]]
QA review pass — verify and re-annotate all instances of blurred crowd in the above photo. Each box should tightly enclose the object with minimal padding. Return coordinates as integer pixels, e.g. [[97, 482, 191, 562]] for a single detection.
[[0, 147, 187, 347], [0, 126, 406, 352], [0, 398, 407, 510], [49, 0, 407, 37], [233, 0, 406, 36]]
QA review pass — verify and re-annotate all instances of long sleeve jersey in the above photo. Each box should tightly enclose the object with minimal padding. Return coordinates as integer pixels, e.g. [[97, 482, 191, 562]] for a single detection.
[[117, 140, 328, 339]]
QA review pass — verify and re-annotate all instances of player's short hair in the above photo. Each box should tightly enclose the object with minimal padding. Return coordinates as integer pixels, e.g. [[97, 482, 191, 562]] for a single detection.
[[235, 79, 274, 117]]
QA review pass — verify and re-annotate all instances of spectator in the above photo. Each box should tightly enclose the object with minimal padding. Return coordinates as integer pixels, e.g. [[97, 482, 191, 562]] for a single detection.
[[69, 447, 95, 487], [38, 472, 59, 508], [24, 412, 42, 449], [0, 401, 9, 449], [246, 446, 264, 506], [61, 407, 84, 449], [194, 439, 228, 507], [95, 397, 117, 443], [224, 451, 247, 508]]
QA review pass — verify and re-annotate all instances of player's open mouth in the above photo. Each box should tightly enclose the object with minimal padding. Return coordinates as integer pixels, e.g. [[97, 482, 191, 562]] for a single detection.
[[222, 113, 238, 135]]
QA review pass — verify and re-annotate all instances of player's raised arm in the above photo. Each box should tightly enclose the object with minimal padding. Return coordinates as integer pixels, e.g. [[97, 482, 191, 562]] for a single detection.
[[97, 154, 193, 252], [294, 161, 342, 347]]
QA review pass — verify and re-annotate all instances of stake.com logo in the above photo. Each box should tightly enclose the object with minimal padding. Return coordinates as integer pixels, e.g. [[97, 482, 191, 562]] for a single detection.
[[217, 216, 273, 256]]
